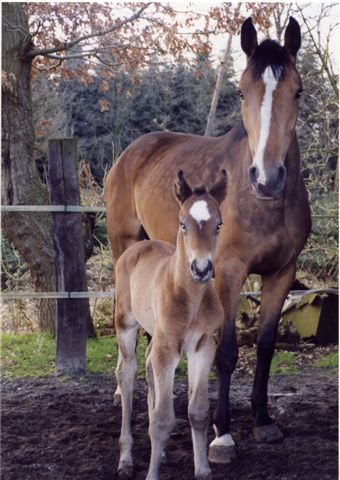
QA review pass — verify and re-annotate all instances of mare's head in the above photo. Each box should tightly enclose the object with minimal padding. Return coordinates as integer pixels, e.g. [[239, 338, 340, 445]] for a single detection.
[[239, 17, 302, 199], [174, 170, 227, 283]]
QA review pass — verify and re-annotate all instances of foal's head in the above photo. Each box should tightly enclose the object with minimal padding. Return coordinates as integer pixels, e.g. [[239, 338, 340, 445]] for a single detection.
[[239, 17, 302, 199], [174, 170, 227, 283]]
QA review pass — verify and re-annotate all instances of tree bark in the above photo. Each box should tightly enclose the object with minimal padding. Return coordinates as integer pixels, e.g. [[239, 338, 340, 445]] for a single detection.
[[204, 4, 241, 137], [1, 3, 57, 332]]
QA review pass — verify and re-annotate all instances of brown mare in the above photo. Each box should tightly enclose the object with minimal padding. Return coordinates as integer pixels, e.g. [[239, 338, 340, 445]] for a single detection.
[[115, 172, 227, 479], [105, 16, 311, 463]]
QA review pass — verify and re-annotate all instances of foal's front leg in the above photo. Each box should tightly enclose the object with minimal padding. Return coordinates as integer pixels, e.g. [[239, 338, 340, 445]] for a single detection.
[[187, 335, 216, 480], [115, 323, 139, 478], [146, 339, 180, 480]]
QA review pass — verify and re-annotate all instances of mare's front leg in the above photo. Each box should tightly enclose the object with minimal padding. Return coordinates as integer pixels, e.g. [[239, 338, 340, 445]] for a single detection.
[[209, 261, 247, 464], [187, 334, 216, 480], [146, 337, 180, 480], [252, 264, 295, 442]]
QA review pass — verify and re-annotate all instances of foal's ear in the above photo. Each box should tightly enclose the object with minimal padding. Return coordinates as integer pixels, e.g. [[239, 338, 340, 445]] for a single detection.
[[241, 17, 258, 57], [174, 170, 192, 204], [284, 17, 301, 59], [209, 170, 227, 205]]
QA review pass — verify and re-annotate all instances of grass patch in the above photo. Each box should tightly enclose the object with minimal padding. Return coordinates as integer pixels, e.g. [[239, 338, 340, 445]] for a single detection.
[[270, 351, 297, 375], [1, 332, 189, 379], [87, 336, 117, 374], [315, 351, 338, 368], [1, 332, 55, 378]]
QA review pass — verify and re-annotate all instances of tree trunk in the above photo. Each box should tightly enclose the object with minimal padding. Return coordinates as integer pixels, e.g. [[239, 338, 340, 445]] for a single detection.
[[1, 3, 57, 333], [204, 4, 240, 137]]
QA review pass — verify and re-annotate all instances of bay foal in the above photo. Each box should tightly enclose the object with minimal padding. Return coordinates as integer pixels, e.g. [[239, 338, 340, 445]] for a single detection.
[[115, 171, 227, 480]]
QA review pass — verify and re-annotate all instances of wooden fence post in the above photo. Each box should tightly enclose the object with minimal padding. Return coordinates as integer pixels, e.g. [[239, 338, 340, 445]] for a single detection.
[[48, 139, 87, 375]]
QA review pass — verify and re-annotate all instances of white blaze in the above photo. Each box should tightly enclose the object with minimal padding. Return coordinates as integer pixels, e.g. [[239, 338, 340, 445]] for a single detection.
[[253, 66, 278, 185], [189, 200, 211, 225]]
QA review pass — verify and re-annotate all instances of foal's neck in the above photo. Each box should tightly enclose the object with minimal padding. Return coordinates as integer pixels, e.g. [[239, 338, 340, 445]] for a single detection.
[[169, 231, 208, 296]]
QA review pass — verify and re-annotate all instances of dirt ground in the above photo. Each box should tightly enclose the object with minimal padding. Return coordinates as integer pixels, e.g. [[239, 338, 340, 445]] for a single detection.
[[1, 363, 338, 480]]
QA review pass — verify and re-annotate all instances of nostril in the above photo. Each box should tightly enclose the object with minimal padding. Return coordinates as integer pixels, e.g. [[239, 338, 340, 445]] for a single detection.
[[191, 259, 213, 278], [249, 165, 259, 184]]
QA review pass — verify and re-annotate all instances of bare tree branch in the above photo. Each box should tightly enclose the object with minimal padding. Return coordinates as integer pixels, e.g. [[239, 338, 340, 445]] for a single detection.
[[28, 3, 151, 58], [296, 4, 338, 98]]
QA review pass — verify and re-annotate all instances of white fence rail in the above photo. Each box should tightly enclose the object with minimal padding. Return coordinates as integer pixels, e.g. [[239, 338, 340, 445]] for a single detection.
[[1, 205, 105, 213], [1, 288, 337, 301], [1, 204, 337, 301]]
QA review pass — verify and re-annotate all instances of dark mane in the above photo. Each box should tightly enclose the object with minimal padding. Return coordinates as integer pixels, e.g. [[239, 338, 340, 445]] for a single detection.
[[248, 39, 292, 80]]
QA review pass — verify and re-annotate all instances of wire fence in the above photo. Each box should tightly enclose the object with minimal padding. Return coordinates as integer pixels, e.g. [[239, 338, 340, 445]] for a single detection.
[[1, 204, 338, 302], [1, 288, 337, 301]]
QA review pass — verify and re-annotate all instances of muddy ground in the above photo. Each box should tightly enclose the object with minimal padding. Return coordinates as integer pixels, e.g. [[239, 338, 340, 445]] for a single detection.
[[1, 364, 338, 480]]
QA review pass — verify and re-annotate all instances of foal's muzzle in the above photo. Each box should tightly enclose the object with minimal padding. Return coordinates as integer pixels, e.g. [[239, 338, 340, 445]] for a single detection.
[[248, 164, 286, 199], [190, 259, 214, 283]]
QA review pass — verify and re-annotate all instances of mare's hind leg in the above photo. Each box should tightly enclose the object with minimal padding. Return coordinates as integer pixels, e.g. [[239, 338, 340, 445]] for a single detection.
[[187, 335, 216, 480], [251, 264, 295, 442], [115, 311, 139, 478]]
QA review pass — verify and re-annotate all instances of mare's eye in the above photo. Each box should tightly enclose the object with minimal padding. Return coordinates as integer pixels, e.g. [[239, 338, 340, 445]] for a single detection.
[[216, 222, 223, 232], [295, 88, 303, 99], [238, 89, 244, 100], [180, 222, 186, 232]]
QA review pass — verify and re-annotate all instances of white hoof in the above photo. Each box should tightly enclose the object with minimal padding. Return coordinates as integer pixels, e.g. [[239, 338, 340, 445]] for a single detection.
[[117, 460, 133, 478], [195, 467, 212, 480], [208, 433, 236, 464]]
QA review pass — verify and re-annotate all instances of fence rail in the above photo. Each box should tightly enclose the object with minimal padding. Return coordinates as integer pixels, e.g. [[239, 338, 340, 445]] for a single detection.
[[1, 288, 337, 301], [0, 205, 336, 218], [1, 205, 105, 213]]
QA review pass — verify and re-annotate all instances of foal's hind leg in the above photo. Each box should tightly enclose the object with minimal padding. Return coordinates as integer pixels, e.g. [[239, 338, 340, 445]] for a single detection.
[[115, 316, 139, 478], [187, 335, 216, 480], [251, 264, 295, 443], [145, 341, 155, 419]]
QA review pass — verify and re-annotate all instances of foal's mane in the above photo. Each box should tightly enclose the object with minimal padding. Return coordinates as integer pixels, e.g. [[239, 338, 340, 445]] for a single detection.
[[248, 39, 293, 81], [192, 185, 207, 196]]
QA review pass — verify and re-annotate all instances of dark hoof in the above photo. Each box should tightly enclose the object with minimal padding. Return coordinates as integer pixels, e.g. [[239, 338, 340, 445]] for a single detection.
[[253, 424, 284, 443], [208, 444, 236, 464], [117, 464, 133, 479]]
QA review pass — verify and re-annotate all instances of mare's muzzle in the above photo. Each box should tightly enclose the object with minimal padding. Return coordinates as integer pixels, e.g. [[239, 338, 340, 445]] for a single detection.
[[248, 164, 286, 199], [190, 259, 214, 283]]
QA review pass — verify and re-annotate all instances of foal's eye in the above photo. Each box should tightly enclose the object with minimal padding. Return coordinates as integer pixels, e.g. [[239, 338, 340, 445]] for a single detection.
[[216, 222, 223, 232], [180, 222, 186, 232], [295, 88, 303, 99], [238, 89, 244, 100]]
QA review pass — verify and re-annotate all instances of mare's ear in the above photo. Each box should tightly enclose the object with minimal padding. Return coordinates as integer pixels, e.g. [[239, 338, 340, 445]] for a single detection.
[[241, 17, 258, 57], [284, 17, 301, 59], [209, 170, 227, 205], [174, 170, 192, 204]]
